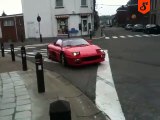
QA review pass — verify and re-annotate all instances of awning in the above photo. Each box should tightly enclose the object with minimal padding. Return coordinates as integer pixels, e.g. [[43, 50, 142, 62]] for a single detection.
[[55, 15, 69, 19]]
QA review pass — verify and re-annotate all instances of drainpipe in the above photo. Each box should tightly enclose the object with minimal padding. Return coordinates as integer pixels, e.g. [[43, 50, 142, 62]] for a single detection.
[[14, 17, 18, 41]]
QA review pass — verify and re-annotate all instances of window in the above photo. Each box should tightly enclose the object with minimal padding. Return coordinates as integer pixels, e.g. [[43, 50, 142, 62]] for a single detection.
[[57, 18, 68, 34], [56, 0, 63, 7], [3, 20, 14, 26], [56, 39, 62, 46], [81, 0, 87, 6]]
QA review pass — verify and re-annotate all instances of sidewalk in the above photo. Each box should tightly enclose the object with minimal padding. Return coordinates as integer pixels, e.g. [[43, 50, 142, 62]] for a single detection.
[[0, 55, 109, 120]]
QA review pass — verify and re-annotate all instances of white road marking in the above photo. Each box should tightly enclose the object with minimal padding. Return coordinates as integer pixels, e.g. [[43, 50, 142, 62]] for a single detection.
[[25, 43, 48, 47], [96, 50, 125, 120], [135, 35, 142, 37], [151, 34, 159, 37], [143, 34, 150, 37], [120, 36, 126, 38], [112, 36, 118, 39], [40, 49, 47, 51], [25, 47, 36, 49], [43, 58, 59, 63], [127, 35, 133, 37], [105, 37, 110, 39]]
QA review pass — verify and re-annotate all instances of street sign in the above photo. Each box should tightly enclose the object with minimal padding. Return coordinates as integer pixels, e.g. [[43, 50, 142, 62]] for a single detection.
[[138, 0, 150, 14], [37, 15, 41, 22]]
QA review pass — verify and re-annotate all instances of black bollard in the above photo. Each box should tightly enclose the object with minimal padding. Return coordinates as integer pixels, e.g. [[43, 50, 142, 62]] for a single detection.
[[1, 42, 5, 57], [35, 52, 45, 93], [21, 46, 27, 71], [68, 31, 70, 38], [101, 28, 103, 37], [90, 30, 92, 39], [10, 44, 15, 61], [49, 100, 71, 120], [40, 34, 42, 43]]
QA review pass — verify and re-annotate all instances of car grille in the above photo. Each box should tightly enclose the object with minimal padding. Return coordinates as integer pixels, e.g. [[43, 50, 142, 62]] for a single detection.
[[82, 55, 100, 61]]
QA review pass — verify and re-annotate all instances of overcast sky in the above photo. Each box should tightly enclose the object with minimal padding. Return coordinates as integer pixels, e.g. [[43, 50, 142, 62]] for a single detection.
[[0, 0, 129, 16]]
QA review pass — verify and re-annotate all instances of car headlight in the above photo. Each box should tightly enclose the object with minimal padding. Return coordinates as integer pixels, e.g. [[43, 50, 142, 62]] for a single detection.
[[72, 52, 80, 56], [96, 49, 104, 53]]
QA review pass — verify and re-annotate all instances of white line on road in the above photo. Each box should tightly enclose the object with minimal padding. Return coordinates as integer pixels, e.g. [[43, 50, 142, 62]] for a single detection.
[[127, 35, 133, 37], [105, 37, 110, 39], [142, 34, 150, 37], [112, 36, 118, 39], [151, 34, 159, 37], [135, 35, 142, 37], [120, 36, 126, 38], [96, 50, 125, 120]]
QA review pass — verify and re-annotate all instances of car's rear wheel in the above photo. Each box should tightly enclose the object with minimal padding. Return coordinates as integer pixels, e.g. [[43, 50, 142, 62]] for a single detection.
[[60, 53, 67, 66]]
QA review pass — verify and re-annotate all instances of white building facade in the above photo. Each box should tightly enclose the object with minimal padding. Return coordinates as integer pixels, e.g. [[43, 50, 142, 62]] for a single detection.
[[21, 0, 94, 38]]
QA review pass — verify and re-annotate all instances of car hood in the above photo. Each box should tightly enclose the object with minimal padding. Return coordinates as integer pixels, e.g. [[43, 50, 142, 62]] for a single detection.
[[64, 45, 100, 56]]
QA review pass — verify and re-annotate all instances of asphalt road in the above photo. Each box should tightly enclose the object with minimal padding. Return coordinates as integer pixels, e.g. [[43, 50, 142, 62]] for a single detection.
[[96, 27, 160, 120], [8, 26, 160, 120]]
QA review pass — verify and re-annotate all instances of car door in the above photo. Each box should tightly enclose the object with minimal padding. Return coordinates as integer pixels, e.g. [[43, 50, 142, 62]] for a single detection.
[[51, 39, 62, 61]]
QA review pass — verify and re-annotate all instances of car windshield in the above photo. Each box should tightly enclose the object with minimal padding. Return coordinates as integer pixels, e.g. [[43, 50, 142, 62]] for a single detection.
[[62, 38, 89, 47]]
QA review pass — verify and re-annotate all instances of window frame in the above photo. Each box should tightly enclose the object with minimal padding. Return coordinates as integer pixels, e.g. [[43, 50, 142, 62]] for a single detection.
[[81, 0, 88, 7], [3, 20, 14, 27], [55, 0, 64, 8]]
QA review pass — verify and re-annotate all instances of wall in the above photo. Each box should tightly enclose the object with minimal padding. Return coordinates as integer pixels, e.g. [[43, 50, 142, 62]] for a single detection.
[[21, 0, 53, 38]]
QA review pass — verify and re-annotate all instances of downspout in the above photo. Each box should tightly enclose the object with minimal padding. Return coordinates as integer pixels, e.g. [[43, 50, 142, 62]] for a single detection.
[[14, 17, 18, 41]]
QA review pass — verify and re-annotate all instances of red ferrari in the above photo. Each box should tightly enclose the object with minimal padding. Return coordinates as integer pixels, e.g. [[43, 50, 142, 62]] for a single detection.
[[47, 38, 105, 66]]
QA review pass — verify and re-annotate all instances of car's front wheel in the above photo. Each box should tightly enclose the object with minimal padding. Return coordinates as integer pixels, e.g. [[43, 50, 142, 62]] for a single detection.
[[60, 53, 67, 66]]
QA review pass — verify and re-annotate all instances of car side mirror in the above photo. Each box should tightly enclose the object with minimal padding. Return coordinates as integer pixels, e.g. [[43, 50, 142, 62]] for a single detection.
[[87, 40, 92, 44]]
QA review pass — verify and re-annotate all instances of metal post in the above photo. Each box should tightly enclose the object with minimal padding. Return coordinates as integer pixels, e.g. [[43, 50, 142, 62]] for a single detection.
[[1, 42, 5, 57], [101, 28, 103, 37], [35, 52, 45, 93], [10, 44, 15, 61], [21, 46, 27, 71], [40, 34, 42, 43], [90, 30, 92, 39], [68, 31, 70, 38]]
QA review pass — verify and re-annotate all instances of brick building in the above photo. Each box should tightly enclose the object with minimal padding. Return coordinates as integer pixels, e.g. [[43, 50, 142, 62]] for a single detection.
[[0, 13, 25, 42]]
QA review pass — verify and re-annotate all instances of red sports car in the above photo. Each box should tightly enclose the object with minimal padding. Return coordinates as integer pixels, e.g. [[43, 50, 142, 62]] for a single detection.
[[47, 38, 105, 66]]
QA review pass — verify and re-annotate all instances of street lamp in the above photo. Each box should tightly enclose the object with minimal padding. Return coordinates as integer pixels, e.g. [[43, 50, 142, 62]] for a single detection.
[[37, 14, 42, 43]]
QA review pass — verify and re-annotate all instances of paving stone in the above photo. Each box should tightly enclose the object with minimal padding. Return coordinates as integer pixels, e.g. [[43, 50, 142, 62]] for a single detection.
[[2, 80, 12, 84], [16, 91, 28, 96], [11, 77, 21, 82], [16, 95, 30, 101], [3, 85, 14, 90], [1, 97, 15, 103], [15, 88, 27, 93], [0, 109, 14, 117], [15, 111, 31, 119], [16, 104, 31, 112], [15, 118, 31, 120], [0, 103, 16, 110], [3, 83, 14, 89], [3, 89, 14, 93], [16, 99, 31, 106], [0, 115, 12, 120], [2, 94, 15, 98], [15, 85, 26, 89], [14, 81, 25, 86], [3, 90, 15, 95]]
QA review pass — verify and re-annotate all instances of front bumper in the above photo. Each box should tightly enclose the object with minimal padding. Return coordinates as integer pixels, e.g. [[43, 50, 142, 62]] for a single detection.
[[66, 53, 105, 66]]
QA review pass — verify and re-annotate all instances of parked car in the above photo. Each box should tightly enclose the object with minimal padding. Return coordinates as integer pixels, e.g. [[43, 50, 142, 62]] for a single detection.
[[125, 24, 134, 30], [47, 38, 105, 66], [132, 24, 145, 32], [144, 24, 160, 34]]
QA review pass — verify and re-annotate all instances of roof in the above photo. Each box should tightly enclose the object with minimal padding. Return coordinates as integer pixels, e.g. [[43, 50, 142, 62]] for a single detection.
[[0, 13, 23, 19]]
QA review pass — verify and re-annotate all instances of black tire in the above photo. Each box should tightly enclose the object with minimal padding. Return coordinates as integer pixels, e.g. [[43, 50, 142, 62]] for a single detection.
[[60, 53, 67, 66]]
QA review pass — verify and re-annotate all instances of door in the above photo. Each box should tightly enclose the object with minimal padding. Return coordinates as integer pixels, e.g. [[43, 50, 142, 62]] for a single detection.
[[27, 22, 36, 38], [82, 19, 88, 35]]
